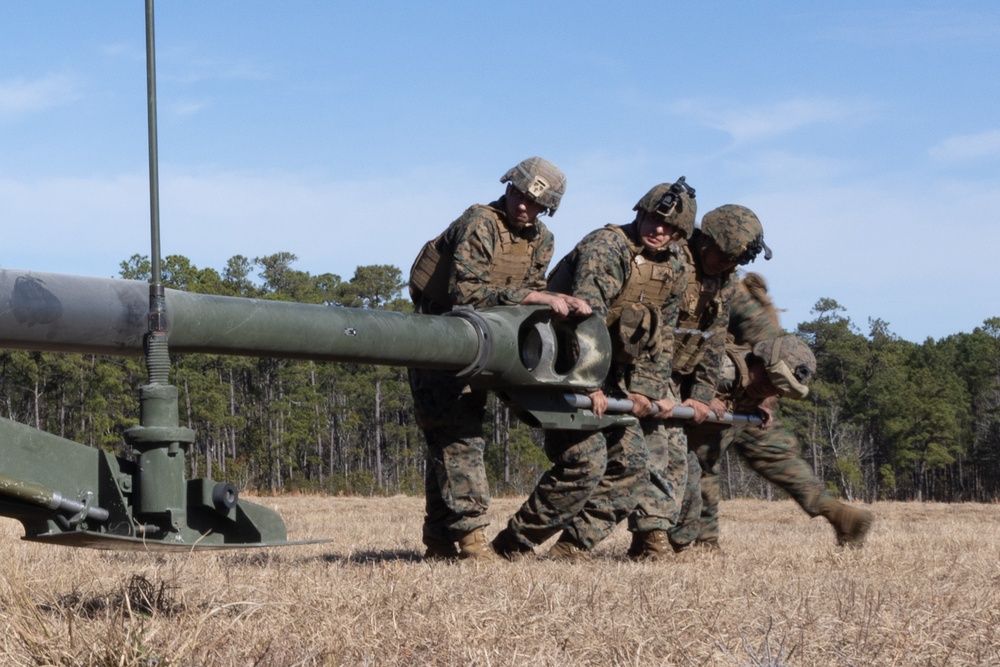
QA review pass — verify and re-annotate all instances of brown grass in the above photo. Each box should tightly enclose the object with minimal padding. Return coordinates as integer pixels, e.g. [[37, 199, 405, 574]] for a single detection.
[[1, 497, 997, 666]]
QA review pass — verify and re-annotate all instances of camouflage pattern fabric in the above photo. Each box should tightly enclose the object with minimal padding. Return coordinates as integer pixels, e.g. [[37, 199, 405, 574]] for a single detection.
[[559, 420, 688, 549], [629, 420, 689, 533], [504, 426, 617, 548], [669, 273, 834, 549], [732, 421, 832, 518], [504, 221, 688, 550], [671, 229, 738, 405], [412, 198, 554, 315], [668, 424, 733, 547], [669, 417, 834, 548], [565, 223, 686, 398], [442, 197, 553, 311], [408, 197, 553, 548], [407, 367, 491, 544], [633, 180, 697, 239], [727, 273, 781, 347], [700, 205, 763, 259], [500, 157, 566, 214]]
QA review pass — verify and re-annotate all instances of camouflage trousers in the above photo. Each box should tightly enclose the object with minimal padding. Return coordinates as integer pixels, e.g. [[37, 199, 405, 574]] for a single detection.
[[503, 418, 685, 551], [563, 419, 688, 550], [407, 367, 491, 546], [502, 425, 612, 549], [669, 418, 833, 548]]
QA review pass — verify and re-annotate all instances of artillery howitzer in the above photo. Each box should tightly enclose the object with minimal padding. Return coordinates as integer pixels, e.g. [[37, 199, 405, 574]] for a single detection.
[[0, 1, 747, 552], [0, 268, 612, 550], [0, 1, 616, 552]]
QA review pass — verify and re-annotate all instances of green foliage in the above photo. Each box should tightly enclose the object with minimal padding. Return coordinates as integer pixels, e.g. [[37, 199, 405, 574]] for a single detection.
[[792, 302, 995, 502], [5, 255, 1000, 502]]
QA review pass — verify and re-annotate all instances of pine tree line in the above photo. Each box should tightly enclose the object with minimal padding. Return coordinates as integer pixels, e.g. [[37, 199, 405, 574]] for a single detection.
[[2, 253, 998, 501]]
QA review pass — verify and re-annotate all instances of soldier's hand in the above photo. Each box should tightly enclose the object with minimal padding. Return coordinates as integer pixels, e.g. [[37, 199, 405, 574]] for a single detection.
[[756, 396, 777, 429], [627, 393, 654, 418], [588, 389, 608, 418], [520, 291, 569, 316], [651, 397, 675, 419], [560, 295, 592, 317], [756, 404, 774, 429], [681, 398, 712, 424], [709, 397, 729, 421]]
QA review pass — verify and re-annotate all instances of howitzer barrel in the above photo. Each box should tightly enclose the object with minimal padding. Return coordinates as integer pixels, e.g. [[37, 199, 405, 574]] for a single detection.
[[0, 269, 476, 366], [0, 269, 609, 390]]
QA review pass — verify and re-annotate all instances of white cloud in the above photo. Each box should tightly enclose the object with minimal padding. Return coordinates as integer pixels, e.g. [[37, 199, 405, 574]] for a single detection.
[[670, 97, 877, 145], [0, 75, 77, 118], [3, 161, 998, 343], [929, 129, 1000, 162], [161, 45, 273, 85], [170, 100, 211, 117], [726, 151, 855, 185]]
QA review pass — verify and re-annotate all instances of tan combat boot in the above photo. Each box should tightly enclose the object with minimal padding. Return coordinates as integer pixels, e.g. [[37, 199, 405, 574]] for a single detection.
[[819, 498, 874, 548], [546, 534, 590, 562], [632, 529, 672, 561], [456, 527, 502, 562], [490, 527, 535, 562]]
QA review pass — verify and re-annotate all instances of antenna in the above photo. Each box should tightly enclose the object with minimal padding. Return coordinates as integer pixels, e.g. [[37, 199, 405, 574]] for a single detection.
[[144, 0, 166, 334]]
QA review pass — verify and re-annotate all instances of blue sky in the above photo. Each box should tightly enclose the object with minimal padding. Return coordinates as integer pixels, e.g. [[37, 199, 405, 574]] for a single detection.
[[2, 2, 998, 342]]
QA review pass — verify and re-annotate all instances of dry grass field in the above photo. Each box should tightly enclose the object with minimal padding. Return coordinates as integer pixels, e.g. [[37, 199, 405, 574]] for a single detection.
[[1, 496, 998, 666]]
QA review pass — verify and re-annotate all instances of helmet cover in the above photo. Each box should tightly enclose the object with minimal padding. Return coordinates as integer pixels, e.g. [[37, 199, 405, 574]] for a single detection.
[[500, 157, 567, 215], [752, 335, 816, 400]]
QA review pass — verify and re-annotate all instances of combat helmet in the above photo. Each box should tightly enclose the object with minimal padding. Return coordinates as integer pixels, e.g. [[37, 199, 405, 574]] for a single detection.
[[633, 176, 698, 239], [752, 335, 816, 400], [500, 157, 566, 216], [701, 204, 772, 265]]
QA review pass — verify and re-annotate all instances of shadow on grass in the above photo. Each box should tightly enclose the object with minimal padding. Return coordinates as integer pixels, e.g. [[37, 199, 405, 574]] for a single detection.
[[313, 549, 424, 565]]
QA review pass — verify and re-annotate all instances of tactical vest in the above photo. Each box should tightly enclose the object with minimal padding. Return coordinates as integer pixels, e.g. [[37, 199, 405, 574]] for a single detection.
[[409, 206, 535, 309], [549, 225, 680, 364], [603, 225, 678, 322], [672, 242, 728, 375]]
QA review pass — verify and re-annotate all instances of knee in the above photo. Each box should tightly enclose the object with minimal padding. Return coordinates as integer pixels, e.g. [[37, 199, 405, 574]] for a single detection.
[[558, 448, 607, 486]]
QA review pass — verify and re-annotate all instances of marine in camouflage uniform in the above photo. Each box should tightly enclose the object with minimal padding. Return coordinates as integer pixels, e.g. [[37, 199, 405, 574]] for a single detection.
[[552, 203, 765, 559], [407, 157, 589, 561], [491, 179, 694, 561], [671, 274, 874, 550]]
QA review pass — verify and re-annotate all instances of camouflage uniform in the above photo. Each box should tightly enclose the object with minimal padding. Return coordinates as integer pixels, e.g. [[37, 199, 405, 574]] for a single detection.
[[408, 195, 553, 550], [672, 275, 870, 549], [495, 218, 689, 554]]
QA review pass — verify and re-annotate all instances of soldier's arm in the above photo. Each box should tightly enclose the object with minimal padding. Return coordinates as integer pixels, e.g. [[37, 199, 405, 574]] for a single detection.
[[729, 275, 782, 345], [570, 231, 629, 320], [448, 213, 509, 307]]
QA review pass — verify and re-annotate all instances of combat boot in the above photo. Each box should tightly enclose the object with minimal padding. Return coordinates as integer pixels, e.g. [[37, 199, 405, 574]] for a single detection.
[[631, 529, 672, 561], [819, 497, 873, 548], [546, 534, 590, 562], [423, 540, 459, 561], [456, 527, 501, 562], [490, 527, 535, 562]]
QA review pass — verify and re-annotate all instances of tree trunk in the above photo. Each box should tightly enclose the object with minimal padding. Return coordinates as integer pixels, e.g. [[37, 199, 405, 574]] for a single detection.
[[375, 377, 384, 488]]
